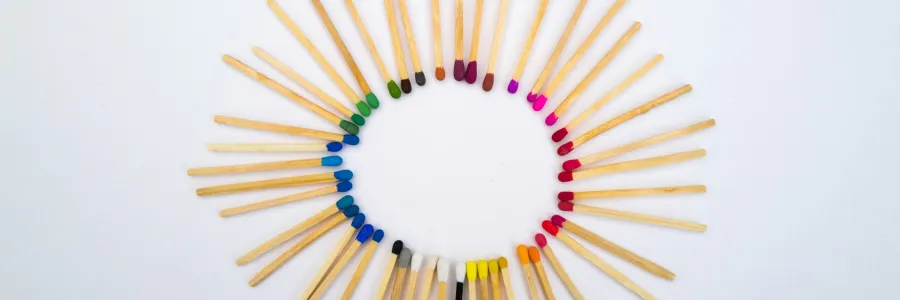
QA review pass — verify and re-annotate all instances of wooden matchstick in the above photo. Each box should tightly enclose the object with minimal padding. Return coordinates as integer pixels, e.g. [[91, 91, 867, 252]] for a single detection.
[[207, 142, 344, 153], [558, 186, 707, 201], [404, 253, 424, 300], [507, 0, 549, 94], [464, 0, 485, 84], [195, 170, 352, 197], [497, 257, 515, 300], [391, 248, 413, 300], [375, 241, 404, 300], [436, 259, 450, 300], [300, 214, 367, 299], [310, 225, 375, 299], [559, 203, 707, 232], [543, 221, 656, 300], [384, 0, 412, 94], [526, 0, 588, 103], [187, 156, 342, 176], [452, 0, 465, 81], [431, 0, 445, 81], [465, 261, 477, 300], [532, 0, 627, 111], [559, 149, 707, 182], [454, 262, 466, 300], [517, 245, 540, 300], [529, 246, 556, 300], [418, 256, 438, 300], [482, 0, 509, 91], [220, 182, 352, 217], [398, 0, 426, 86], [562, 119, 716, 170], [220, 55, 360, 135], [535, 234, 583, 299], [477, 260, 489, 299], [341, 229, 385, 300], [213, 116, 359, 145], [344, 0, 402, 99], [488, 259, 502, 300], [557, 84, 695, 155]]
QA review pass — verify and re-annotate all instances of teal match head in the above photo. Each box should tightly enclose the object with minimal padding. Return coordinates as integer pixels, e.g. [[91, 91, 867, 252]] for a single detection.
[[373, 229, 384, 243], [365, 93, 380, 109], [326, 142, 343, 152], [351, 213, 366, 228], [351, 113, 366, 126], [342, 135, 359, 145], [387, 81, 401, 99], [339, 120, 359, 135], [342, 205, 359, 218], [356, 224, 374, 242], [337, 181, 353, 192], [355, 101, 371, 117], [334, 170, 353, 181], [335, 195, 354, 210], [321, 156, 342, 167]]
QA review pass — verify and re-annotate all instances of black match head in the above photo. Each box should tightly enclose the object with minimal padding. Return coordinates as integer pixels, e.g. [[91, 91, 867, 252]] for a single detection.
[[392, 240, 404, 254]]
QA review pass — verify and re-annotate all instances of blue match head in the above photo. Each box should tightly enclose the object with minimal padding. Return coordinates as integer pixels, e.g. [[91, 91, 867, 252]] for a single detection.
[[355, 224, 374, 242], [326, 142, 343, 152], [351, 213, 366, 228], [334, 170, 353, 181], [321, 156, 343, 167], [335, 195, 354, 210], [372, 229, 384, 243], [337, 181, 353, 192], [342, 135, 360, 145], [342, 205, 359, 218]]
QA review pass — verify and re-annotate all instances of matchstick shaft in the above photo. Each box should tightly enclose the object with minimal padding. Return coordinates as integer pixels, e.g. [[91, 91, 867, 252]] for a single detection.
[[454, 0, 463, 59], [468, 0, 484, 61], [522, 266, 540, 300], [510, 0, 549, 80], [541, 246, 583, 300], [533, 261, 556, 300], [187, 158, 325, 176], [529, 0, 588, 94], [563, 221, 674, 280], [311, 241, 364, 299], [500, 271, 515, 300], [300, 226, 358, 300], [572, 84, 693, 148], [556, 232, 655, 300], [572, 185, 707, 200], [478, 277, 488, 300], [398, 0, 423, 72], [248, 215, 347, 286], [574, 204, 708, 232], [237, 205, 338, 265], [571, 149, 707, 180], [312, 0, 372, 94], [490, 272, 501, 300], [214, 116, 345, 142], [467, 279, 476, 300], [344, 0, 393, 82], [207, 143, 329, 152], [196, 172, 338, 196], [419, 269, 436, 300], [437, 282, 447, 300], [404, 271, 419, 300], [391, 268, 408, 300], [341, 242, 379, 300], [431, 0, 443, 68], [375, 256, 399, 300], [220, 184, 340, 217], [253, 47, 355, 117], [486, 0, 509, 73], [385, 0, 410, 79], [577, 119, 716, 165]]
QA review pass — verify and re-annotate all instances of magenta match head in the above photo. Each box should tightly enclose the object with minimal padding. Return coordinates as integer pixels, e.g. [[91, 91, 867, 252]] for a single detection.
[[557, 141, 574, 156], [532, 95, 547, 111], [541, 220, 559, 236], [551, 215, 567, 227], [558, 171, 573, 182], [453, 60, 466, 81], [557, 191, 574, 201], [558, 201, 574, 211], [562, 159, 582, 171], [545, 113, 558, 126], [465, 61, 478, 84], [507, 80, 519, 94], [526, 92, 537, 103], [534, 233, 547, 247], [551, 128, 569, 142]]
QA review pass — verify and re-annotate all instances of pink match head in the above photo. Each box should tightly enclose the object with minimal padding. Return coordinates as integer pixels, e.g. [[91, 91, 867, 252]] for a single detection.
[[532, 95, 547, 111], [545, 113, 558, 126], [551, 128, 569, 143], [534, 233, 547, 247], [558, 171, 573, 182], [562, 159, 581, 171], [557, 142, 574, 156], [557, 191, 574, 201], [526, 92, 536, 103], [551, 215, 567, 227], [541, 220, 559, 236], [507, 80, 519, 94], [558, 201, 574, 211]]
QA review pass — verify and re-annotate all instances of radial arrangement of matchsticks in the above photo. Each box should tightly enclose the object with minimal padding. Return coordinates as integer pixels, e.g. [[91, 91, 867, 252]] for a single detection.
[[188, 0, 714, 298]]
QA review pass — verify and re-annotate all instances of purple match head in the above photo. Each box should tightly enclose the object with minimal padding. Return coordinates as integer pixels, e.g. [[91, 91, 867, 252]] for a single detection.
[[465, 61, 478, 84], [453, 60, 466, 81], [526, 92, 537, 103], [551, 215, 567, 227], [507, 80, 519, 94]]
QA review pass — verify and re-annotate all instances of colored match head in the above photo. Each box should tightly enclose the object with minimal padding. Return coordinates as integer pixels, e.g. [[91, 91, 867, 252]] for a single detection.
[[482, 73, 494, 91], [387, 81, 401, 99], [557, 171, 573, 182], [335, 195, 354, 209], [321, 156, 343, 167], [437, 258, 450, 282], [399, 248, 412, 268], [351, 113, 367, 126], [477, 260, 488, 278], [498, 257, 508, 269], [372, 229, 384, 243], [356, 224, 374, 242], [557, 191, 575, 201], [411, 253, 424, 271], [400, 79, 412, 94], [551, 128, 569, 143], [465, 61, 478, 84], [551, 215, 567, 227], [557, 142, 574, 156], [365, 93, 380, 109], [527, 92, 537, 103], [455, 262, 466, 282], [465, 261, 477, 281], [545, 112, 559, 126], [351, 213, 366, 228], [535, 233, 547, 247], [334, 170, 353, 181], [453, 60, 465, 81], [339, 120, 360, 135], [527, 246, 541, 262], [414, 72, 426, 86], [435, 67, 445, 81], [532, 95, 547, 111], [326, 142, 343, 152], [558, 201, 574, 211], [561, 159, 581, 171], [516, 245, 529, 264], [342, 205, 359, 218], [488, 259, 499, 275], [337, 181, 353, 192], [391, 240, 404, 254], [542, 220, 559, 236], [341, 135, 359, 145], [507, 79, 518, 94]]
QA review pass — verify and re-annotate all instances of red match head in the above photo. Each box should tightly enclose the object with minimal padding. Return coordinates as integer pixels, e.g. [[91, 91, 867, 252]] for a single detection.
[[541, 220, 559, 236], [558, 171, 573, 182], [558, 201, 574, 211], [558, 191, 574, 201], [562, 159, 582, 171], [557, 141, 574, 156], [551, 128, 569, 143], [551, 215, 567, 227], [534, 233, 547, 247]]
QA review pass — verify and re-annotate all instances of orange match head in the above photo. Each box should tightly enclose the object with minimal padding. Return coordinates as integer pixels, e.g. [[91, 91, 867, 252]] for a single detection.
[[527, 246, 541, 262], [516, 245, 529, 264]]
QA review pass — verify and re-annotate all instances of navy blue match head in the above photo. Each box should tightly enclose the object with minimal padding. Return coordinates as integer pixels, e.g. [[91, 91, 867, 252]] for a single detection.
[[334, 170, 353, 181], [335, 195, 354, 210], [321, 156, 343, 167], [326, 142, 343, 152], [351, 213, 366, 228], [342, 135, 360, 145], [337, 181, 353, 192], [392, 240, 404, 254], [373, 229, 384, 243], [342, 205, 359, 218], [356, 224, 374, 242]]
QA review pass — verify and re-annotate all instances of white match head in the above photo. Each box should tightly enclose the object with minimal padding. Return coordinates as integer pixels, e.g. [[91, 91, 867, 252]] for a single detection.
[[410, 253, 424, 271], [437, 258, 450, 282], [455, 262, 466, 282]]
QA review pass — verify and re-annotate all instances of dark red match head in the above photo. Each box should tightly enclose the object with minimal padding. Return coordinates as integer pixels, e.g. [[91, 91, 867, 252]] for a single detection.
[[557, 141, 574, 156], [558, 201, 574, 211], [551, 215, 567, 227], [552, 128, 569, 143], [562, 159, 582, 171], [541, 220, 559, 236], [558, 171, 573, 182], [558, 191, 574, 201], [534, 233, 547, 247]]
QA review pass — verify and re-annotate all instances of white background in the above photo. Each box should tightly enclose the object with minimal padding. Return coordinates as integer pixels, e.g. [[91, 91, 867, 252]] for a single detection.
[[1, 0, 899, 299]]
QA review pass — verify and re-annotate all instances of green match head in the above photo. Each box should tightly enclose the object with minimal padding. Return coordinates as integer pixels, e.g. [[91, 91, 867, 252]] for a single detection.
[[351, 114, 366, 126], [387, 81, 401, 99], [366, 93, 380, 109], [355, 101, 371, 117], [339, 120, 359, 135]]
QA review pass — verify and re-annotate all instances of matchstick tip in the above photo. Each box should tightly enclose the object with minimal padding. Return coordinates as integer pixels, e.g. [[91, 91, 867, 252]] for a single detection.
[[356, 103, 372, 118], [516, 245, 529, 264], [561, 159, 581, 171], [557, 141, 574, 156], [399, 248, 412, 267], [336, 195, 354, 209], [456, 262, 466, 282], [541, 220, 559, 236], [477, 260, 488, 278], [551, 128, 569, 143], [551, 215, 566, 227], [557, 171, 573, 182], [373, 229, 384, 243], [322, 155, 343, 167], [342, 135, 360, 145], [326, 142, 344, 152], [351, 114, 366, 126], [387, 81, 402, 99], [535, 233, 547, 247], [482, 73, 495, 91], [557, 191, 575, 201], [435, 67, 446, 81], [466, 261, 477, 280], [415, 72, 426, 86], [526, 92, 537, 103], [507, 80, 518, 94], [334, 170, 354, 181], [339, 121, 360, 135], [498, 257, 508, 269], [365, 93, 380, 109], [532, 95, 547, 111], [411, 253, 424, 271], [401, 79, 413, 94], [356, 224, 375, 242], [465, 61, 478, 84], [343, 205, 359, 218], [488, 259, 499, 274], [437, 259, 450, 281], [351, 213, 366, 228], [558, 201, 574, 211], [453, 60, 466, 81], [545, 113, 559, 126], [527, 246, 541, 262], [337, 181, 353, 192], [392, 240, 404, 254]]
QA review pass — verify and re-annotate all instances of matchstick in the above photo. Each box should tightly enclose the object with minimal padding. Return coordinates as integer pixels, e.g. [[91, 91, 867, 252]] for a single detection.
[[237, 197, 354, 266], [552, 215, 674, 280], [436, 258, 450, 300], [498, 257, 515, 300], [267, 0, 368, 113], [404, 253, 424, 300], [532, 0, 628, 111], [557, 84, 695, 154], [562, 119, 716, 170], [517, 245, 540, 300], [488, 259, 501, 300], [431, 0, 445, 80], [253, 46, 367, 122], [418, 256, 438, 300], [187, 156, 342, 176], [220, 55, 360, 135], [559, 149, 706, 181], [558, 186, 707, 201], [398, 0, 426, 86], [465, 261, 477, 300], [535, 234, 583, 299], [220, 182, 352, 217], [482, 0, 509, 91], [375, 241, 404, 300], [452, 0, 465, 81], [477, 260, 489, 299], [213, 116, 359, 145], [454, 262, 465, 300], [300, 213, 367, 299], [464, 0, 485, 84], [559, 203, 707, 232], [311, 225, 376, 299], [550, 54, 664, 139], [341, 229, 385, 300], [207, 142, 344, 153], [529, 246, 556, 300], [526, 0, 588, 103], [391, 248, 413, 300], [507, 0, 549, 94], [195, 170, 352, 197], [542, 221, 656, 300], [384, 0, 413, 94], [344, 0, 403, 99], [248, 209, 358, 286]]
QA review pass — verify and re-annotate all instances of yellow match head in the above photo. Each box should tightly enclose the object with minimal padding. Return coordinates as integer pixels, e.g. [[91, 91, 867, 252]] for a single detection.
[[516, 245, 529, 264], [498, 257, 509, 269], [477, 260, 488, 279], [466, 261, 477, 281], [488, 259, 499, 274]]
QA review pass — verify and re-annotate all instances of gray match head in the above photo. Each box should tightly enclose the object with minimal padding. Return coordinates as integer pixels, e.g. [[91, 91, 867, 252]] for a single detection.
[[399, 248, 412, 268]]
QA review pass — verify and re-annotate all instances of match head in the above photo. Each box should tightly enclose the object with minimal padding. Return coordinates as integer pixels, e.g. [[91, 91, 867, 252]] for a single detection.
[[415, 71, 426, 86], [339, 120, 360, 135], [561, 159, 581, 171], [551, 215, 567, 227], [391, 240, 404, 254], [341, 135, 360, 145], [557, 171, 573, 182], [516, 245, 529, 264], [477, 260, 488, 278], [372, 229, 385, 243], [542, 220, 559, 236], [557, 141, 574, 156], [488, 259, 499, 274], [545, 112, 559, 126], [455, 262, 466, 282], [435, 67, 446, 81], [535, 233, 547, 247], [356, 224, 374, 242], [326, 142, 343, 152], [342, 205, 359, 218], [507, 79, 519, 94], [365, 93, 380, 109], [437, 258, 450, 282], [558, 191, 575, 201], [526, 92, 537, 103], [558, 201, 574, 211], [453, 60, 465, 81], [400, 79, 412, 94], [532, 95, 547, 111], [527, 246, 541, 262], [498, 257, 508, 269], [354, 106, 370, 120], [334, 170, 353, 181], [321, 156, 343, 167], [351, 213, 366, 228], [466, 261, 477, 281], [335, 195, 354, 210], [399, 248, 412, 268], [465, 61, 478, 84], [337, 181, 353, 192], [411, 253, 424, 271], [482, 73, 495, 91], [551, 128, 569, 143], [387, 81, 402, 99]]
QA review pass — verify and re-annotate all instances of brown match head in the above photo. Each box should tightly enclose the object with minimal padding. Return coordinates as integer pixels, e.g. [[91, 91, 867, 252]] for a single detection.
[[435, 67, 446, 81], [482, 73, 495, 91]]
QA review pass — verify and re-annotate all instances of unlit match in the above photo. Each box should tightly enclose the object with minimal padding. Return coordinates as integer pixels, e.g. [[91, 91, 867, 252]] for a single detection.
[[219, 182, 352, 217], [559, 185, 707, 201], [187, 156, 342, 176], [558, 202, 707, 232], [207, 142, 344, 153]]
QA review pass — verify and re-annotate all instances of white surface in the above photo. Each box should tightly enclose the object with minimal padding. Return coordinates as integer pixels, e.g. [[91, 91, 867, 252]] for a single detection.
[[1, 0, 899, 299]]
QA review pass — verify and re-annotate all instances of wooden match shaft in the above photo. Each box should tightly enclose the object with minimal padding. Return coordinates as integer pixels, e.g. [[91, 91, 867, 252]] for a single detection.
[[556, 231, 655, 300], [478, 277, 488, 300], [266, 0, 362, 104], [485, 0, 509, 74], [529, 0, 588, 95], [521, 265, 540, 300], [467, 277, 476, 300], [391, 268, 408, 300], [540, 246, 583, 299], [571, 84, 693, 148], [542, 0, 626, 98], [489, 272, 501, 300], [569, 186, 707, 200], [533, 261, 556, 300], [237, 205, 340, 265], [300, 226, 359, 299], [344, 0, 394, 83], [437, 282, 447, 300], [419, 263, 436, 300], [570, 149, 707, 181], [385, 0, 410, 80], [404, 270, 419, 300], [552, 23, 645, 119], [311, 241, 365, 299], [253, 47, 356, 117], [454, 0, 463, 61], [573, 204, 707, 232], [398, 0, 423, 73], [468, 0, 484, 61], [576, 119, 716, 166], [207, 143, 331, 152], [187, 158, 327, 176], [220, 184, 342, 217], [561, 220, 674, 280], [213, 116, 346, 142], [375, 255, 399, 300], [341, 241, 379, 300], [311, 0, 373, 95], [431, 0, 444, 72], [248, 214, 347, 286], [509, 0, 549, 82], [195, 172, 339, 196], [499, 267, 515, 300]]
